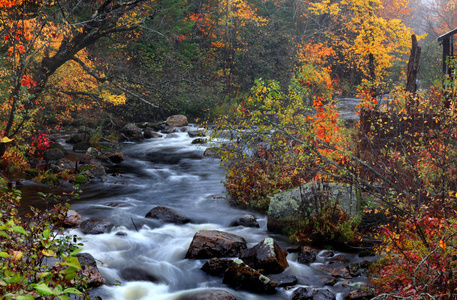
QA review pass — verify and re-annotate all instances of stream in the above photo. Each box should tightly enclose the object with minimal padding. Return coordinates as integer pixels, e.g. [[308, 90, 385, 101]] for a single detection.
[[17, 101, 370, 300]]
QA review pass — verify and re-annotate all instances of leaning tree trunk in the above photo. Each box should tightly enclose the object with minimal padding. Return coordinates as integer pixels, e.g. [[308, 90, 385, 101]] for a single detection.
[[406, 34, 421, 95]]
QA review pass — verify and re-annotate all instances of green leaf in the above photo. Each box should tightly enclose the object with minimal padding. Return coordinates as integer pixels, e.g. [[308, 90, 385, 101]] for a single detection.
[[43, 229, 51, 239], [0, 251, 9, 258], [61, 256, 81, 270], [16, 296, 34, 300], [62, 287, 82, 295], [69, 248, 83, 256], [59, 296, 70, 300], [12, 226, 27, 235], [34, 283, 55, 296]]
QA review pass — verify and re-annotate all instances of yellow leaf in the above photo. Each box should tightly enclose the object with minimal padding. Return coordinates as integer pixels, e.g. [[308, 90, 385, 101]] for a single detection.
[[42, 249, 56, 257], [1, 136, 13, 143], [12, 251, 23, 260], [439, 239, 446, 249]]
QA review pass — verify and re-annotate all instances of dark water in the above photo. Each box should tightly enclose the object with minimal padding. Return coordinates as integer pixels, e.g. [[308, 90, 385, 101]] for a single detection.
[[20, 126, 370, 300]]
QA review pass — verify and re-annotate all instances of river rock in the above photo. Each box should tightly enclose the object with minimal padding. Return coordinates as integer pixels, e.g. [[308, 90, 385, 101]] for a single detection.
[[297, 246, 318, 264], [267, 182, 359, 234], [162, 127, 177, 134], [76, 253, 105, 287], [201, 258, 234, 276], [43, 148, 66, 161], [344, 288, 375, 300], [66, 133, 89, 144], [203, 147, 220, 158], [188, 130, 206, 138], [121, 123, 144, 141], [182, 290, 237, 300], [267, 274, 297, 287], [239, 238, 288, 274], [222, 259, 277, 294], [145, 206, 191, 224], [185, 230, 247, 259], [143, 127, 163, 139], [166, 115, 188, 127], [106, 152, 124, 163], [191, 138, 207, 144], [120, 267, 158, 282], [79, 218, 114, 234], [320, 261, 353, 279], [50, 158, 76, 173], [230, 214, 259, 228], [292, 287, 336, 300], [73, 142, 91, 152], [63, 209, 82, 227]]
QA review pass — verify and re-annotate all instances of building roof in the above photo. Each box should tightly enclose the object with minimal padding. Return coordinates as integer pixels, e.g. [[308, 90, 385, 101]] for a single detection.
[[437, 27, 457, 42]]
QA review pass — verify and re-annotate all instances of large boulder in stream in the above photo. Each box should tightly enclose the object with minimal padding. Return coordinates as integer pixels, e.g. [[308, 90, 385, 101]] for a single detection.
[[239, 238, 289, 274], [201, 258, 234, 276], [222, 259, 277, 294], [166, 114, 188, 127], [185, 230, 247, 259], [79, 218, 114, 234], [145, 206, 191, 224], [143, 127, 163, 139], [267, 182, 359, 235]]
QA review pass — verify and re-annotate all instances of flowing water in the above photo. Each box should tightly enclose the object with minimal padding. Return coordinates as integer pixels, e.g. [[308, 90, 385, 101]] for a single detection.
[[21, 124, 371, 300]]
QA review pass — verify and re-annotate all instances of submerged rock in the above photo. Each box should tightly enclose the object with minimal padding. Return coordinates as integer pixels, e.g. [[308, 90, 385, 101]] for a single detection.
[[79, 218, 114, 234], [185, 230, 247, 259]]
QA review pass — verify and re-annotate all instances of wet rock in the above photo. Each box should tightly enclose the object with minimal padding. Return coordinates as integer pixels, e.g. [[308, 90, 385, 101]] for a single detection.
[[121, 123, 144, 141], [222, 259, 277, 294], [79, 218, 114, 234], [188, 130, 206, 138], [63, 209, 82, 228], [320, 250, 335, 258], [145, 206, 191, 225], [80, 164, 106, 179], [230, 214, 259, 228], [50, 158, 76, 173], [115, 231, 128, 236], [182, 290, 237, 300], [322, 277, 338, 286], [120, 267, 158, 282], [320, 261, 353, 279], [201, 258, 234, 276], [43, 148, 66, 161], [73, 142, 91, 152], [166, 115, 188, 127], [344, 288, 375, 299], [191, 138, 207, 144], [267, 274, 297, 287], [76, 253, 105, 287], [297, 246, 318, 264], [267, 182, 358, 235], [185, 230, 247, 259], [348, 261, 372, 277], [143, 127, 163, 139], [106, 152, 124, 163], [239, 238, 288, 274], [66, 133, 88, 144], [162, 127, 177, 134], [292, 287, 336, 300], [203, 147, 220, 158]]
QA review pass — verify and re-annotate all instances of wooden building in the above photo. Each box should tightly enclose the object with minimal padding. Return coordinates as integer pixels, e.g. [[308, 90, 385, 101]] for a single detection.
[[437, 28, 457, 76]]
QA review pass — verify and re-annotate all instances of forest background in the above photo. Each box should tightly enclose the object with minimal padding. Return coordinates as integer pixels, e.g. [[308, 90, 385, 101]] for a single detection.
[[1, 0, 457, 298]]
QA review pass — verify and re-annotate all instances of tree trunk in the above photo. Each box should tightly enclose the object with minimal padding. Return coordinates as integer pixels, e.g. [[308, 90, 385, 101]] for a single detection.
[[406, 34, 421, 95]]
